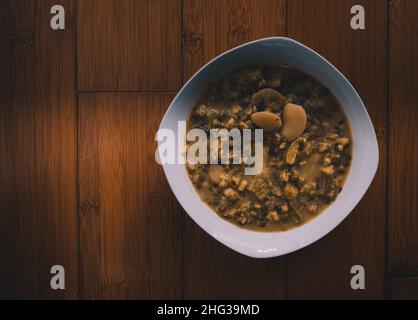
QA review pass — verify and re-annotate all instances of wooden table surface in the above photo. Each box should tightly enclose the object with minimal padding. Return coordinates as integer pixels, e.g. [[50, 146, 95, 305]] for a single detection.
[[1, 0, 417, 299]]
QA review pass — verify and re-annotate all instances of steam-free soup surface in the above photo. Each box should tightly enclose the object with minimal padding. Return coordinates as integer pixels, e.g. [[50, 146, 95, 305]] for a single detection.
[[186, 65, 352, 231]]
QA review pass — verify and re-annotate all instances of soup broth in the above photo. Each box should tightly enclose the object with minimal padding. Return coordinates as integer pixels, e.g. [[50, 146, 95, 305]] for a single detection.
[[186, 65, 352, 231]]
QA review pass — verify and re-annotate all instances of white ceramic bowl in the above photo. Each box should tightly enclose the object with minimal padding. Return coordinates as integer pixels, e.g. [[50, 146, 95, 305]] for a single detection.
[[158, 37, 378, 258]]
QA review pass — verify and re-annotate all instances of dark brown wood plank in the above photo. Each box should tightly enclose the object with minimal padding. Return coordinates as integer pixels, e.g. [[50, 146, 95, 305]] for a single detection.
[[183, 0, 287, 80], [388, 277, 418, 299], [388, 0, 418, 276], [182, 0, 286, 299], [78, 93, 182, 299], [286, 0, 387, 299], [77, 0, 181, 91], [0, 0, 78, 299]]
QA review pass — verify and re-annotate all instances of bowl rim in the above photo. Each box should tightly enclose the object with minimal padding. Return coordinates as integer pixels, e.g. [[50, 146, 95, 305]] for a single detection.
[[158, 36, 379, 258]]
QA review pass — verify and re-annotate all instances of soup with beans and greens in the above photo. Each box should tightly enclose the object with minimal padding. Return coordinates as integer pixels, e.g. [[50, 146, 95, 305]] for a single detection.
[[186, 65, 352, 231]]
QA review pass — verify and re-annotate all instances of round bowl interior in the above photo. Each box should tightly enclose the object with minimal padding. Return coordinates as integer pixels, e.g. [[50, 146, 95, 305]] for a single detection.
[[159, 37, 379, 258]]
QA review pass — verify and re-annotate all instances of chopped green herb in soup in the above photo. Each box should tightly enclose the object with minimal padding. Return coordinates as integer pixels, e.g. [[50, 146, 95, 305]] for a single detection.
[[186, 65, 352, 231]]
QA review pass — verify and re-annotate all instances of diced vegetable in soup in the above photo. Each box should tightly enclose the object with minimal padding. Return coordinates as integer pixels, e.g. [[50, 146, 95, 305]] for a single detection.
[[186, 65, 352, 231]]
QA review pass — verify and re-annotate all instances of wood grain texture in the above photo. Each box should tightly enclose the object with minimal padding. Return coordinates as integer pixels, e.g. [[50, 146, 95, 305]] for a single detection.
[[182, 0, 287, 299], [78, 93, 182, 299], [77, 0, 181, 91], [388, 0, 418, 276], [286, 0, 387, 299], [1, 0, 418, 300], [183, 0, 286, 80], [0, 0, 78, 299], [388, 277, 418, 299]]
